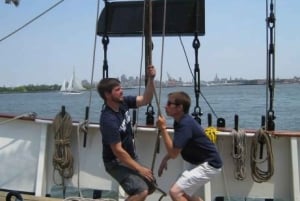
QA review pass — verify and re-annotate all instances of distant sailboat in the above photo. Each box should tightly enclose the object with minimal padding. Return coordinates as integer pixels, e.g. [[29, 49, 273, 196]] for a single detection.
[[60, 68, 85, 94]]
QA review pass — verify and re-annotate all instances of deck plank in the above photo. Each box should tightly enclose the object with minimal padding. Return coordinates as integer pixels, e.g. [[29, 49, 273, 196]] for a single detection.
[[0, 191, 62, 201]]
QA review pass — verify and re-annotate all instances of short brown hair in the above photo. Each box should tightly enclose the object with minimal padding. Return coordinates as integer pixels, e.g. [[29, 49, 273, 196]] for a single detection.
[[97, 78, 120, 101], [168, 91, 191, 114]]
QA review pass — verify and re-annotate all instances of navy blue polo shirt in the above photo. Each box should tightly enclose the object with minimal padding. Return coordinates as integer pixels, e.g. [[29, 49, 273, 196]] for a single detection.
[[173, 114, 223, 168], [100, 96, 137, 163]]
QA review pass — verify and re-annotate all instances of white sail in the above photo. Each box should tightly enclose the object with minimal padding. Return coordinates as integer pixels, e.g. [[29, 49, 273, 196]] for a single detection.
[[61, 68, 85, 94], [60, 80, 68, 92]]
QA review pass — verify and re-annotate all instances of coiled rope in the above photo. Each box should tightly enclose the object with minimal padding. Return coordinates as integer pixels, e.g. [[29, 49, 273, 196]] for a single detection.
[[250, 128, 274, 183], [5, 191, 23, 201], [231, 129, 247, 180], [52, 111, 74, 184]]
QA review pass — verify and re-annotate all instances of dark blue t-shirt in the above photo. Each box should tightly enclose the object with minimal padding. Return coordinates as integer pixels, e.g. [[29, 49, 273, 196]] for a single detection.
[[173, 114, 223, 168], [100, 96, 137, 163]]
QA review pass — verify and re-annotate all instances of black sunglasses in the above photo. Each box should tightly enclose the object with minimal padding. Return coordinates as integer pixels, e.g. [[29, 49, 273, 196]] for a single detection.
[[167, 100, 178, 106]]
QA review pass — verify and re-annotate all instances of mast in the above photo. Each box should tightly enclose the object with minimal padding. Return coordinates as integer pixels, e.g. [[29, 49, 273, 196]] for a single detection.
[[144, 0, 156, 126], [145, 2, 167, 198], [144, 0, 152, 73]]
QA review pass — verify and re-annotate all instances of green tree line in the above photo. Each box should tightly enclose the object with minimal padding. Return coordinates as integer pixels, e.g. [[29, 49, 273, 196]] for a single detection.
[[0, 84, 62, 93], [0, 81, 96, 93]]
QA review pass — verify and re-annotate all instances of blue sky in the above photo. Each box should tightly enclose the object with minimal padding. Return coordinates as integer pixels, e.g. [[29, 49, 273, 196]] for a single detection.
[[0, 0, 299, 87]]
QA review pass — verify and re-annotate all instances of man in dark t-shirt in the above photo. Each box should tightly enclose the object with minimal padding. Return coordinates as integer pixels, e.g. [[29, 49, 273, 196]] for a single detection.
[[156, 91, 223, 201], [97, 65, 156, 201]]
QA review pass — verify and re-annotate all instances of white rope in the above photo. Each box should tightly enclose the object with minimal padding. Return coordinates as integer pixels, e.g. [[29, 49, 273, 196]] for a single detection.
[[250, 128, 274, 183], [0, 112, 36, 125], [231, 129, 247, 180]]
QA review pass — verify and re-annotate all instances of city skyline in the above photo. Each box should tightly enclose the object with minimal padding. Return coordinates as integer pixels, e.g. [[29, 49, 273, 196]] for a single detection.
[[1, 72, 299, 89]]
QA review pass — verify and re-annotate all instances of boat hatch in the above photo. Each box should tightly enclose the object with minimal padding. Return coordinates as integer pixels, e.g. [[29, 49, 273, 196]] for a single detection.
[[97, 0, 205, 37]]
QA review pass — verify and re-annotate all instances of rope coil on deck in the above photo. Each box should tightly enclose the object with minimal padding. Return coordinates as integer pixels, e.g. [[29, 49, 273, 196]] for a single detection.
[[5, 191, 23, 201], [250, 128, 274, 183], [231, 129, 247, 180], [52, 111, 74, 182]]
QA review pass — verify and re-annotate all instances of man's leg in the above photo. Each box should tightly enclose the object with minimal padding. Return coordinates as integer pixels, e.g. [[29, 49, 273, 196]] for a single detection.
[[169, 184, 203, 201], [125, 190, 148, 201]]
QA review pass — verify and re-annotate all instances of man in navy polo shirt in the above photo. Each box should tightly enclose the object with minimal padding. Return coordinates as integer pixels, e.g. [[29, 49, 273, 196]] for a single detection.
[[97, 65, 156, 201], [156, 91, 223, 201]]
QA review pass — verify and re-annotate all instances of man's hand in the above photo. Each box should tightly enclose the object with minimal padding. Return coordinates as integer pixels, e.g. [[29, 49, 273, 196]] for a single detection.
[[137, 166, 154, 182], [156, 115, 167, 130], [147, 65, 156, 79], [158, 156, 169, 177]]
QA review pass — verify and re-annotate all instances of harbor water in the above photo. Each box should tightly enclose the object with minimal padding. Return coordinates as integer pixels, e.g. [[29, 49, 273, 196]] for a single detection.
[[0, 84, 299, 131]]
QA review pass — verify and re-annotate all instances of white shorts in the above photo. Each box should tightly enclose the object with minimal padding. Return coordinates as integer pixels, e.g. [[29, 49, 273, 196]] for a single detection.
[[176, 162, 222, 197]]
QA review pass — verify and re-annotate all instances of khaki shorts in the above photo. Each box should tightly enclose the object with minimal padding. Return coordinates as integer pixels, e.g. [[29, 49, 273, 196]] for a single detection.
[[105, 161, 155, 195], [176, 162, 222, 197]]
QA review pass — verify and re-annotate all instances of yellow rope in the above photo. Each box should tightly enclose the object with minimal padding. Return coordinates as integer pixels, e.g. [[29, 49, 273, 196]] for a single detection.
[[52, 111, 74, 184], [205, 126, 218, 143]]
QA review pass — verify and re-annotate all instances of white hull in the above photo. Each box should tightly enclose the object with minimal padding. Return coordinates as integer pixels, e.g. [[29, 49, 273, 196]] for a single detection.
[[1, 115, 300, 201], [60, 91, 84, 95]]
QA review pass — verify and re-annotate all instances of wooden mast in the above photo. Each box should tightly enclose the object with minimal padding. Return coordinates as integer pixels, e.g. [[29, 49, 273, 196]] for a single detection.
[[144, 0, 152, 72], [144, 2, 167, 198], [144, 0, 156, 126]]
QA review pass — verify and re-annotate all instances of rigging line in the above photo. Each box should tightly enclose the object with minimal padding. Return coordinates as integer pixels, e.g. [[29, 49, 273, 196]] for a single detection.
[[0, 0, 65, 43], [149, 0, 168, 118], [76, 124, 83, 197], [178, 35, 219, 119], [71, 0, 102, 196], [144, 0, 156, 126], [150, 0, 167, 173], [265, 0, 276, 130], [265, 0, 269, 122], [134, 37, 145, 127], [156, 0, 167, 114], [178, 36, 194, 77], [140, 0, 146, 89], [151, 0, 167, 117], [148, 1, 168, 198], [132, 0, 147, 129], [87, 0, 101, 111]]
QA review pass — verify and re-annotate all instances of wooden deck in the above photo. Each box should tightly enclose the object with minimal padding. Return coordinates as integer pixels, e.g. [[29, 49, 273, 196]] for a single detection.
[[0, 191, 62, 201]]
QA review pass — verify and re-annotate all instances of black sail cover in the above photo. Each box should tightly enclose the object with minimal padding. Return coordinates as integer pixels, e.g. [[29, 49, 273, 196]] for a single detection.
[[97, 0, 205, 37]]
